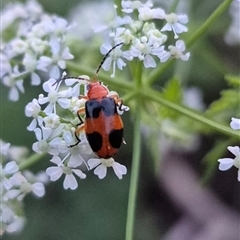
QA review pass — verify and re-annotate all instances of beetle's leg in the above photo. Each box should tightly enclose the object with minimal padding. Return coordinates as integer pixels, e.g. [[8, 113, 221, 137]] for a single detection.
[[76, 107, 85, 125], [114, 98, 123, 111], [68, 124, 85, 148], [69, 108, 85, 148]]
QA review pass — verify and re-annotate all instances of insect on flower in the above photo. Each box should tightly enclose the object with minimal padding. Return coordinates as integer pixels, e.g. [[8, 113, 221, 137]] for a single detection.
[[55, 43, 129, 159]]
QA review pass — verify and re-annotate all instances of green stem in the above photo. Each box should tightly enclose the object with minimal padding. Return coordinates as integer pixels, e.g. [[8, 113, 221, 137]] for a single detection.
[[186, 0, 234, 48], [143, 87, 239, 138], [18, 153, 46, 171], [125, 61, 143, 240], [125, 103, 142, 240], [146, 0, 233, 85]]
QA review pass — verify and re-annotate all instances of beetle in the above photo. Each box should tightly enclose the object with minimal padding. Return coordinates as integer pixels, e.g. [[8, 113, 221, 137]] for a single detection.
[[68, 43, 127, 159]]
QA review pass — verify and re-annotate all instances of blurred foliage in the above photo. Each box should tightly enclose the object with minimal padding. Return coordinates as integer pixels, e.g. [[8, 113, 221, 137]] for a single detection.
[[1, 0, 240, 239]]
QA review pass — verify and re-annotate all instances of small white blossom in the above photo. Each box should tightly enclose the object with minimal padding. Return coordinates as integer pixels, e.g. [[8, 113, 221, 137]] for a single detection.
[[121, 0, 143, 13], [23, 52, 47, 86], [25, 98, 43, 131], [93, 4, 132, 38], [88, 158, 127, 179], [56, 131, 92, 168], [130, 36, 166, 68], [43, 114, 60, 129], [0, 161, 19, 191], [46, 156, 86, 190], [230, 117, 240, 130], [5, 172, 45, 200], [32, 126, 63, 155], [138, 7, 165, 21], [8, 38, 29, 57], [44, 17, 76, 38], [38, 78, 71, 114], [1, 202, 25, 234], [161, 40, 190, 62], [100, 43, 133, 77], [162, 13, 188, 39], [1, 1, 75, 101], [218, 146, 240, 181], [38, 37, 74, 78], [2, 67, 24, 101]]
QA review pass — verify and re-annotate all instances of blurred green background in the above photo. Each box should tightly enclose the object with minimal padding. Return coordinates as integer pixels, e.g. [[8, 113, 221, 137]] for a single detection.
[[1, 0, 240, 239]]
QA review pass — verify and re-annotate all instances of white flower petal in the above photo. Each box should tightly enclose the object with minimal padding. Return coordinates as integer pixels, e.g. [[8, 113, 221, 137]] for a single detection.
[[61, 47, 74, 60], [34, 128, 42, 141], [42, 127, 52, 140], [72, 169, 86, 179], [161, 23, 172, 32], [4, 161, 19, 174], [2, 178, 13, 190], [32, 182, 45, 197], [5, 189, 21, 199], [238, 169, 240, 181], [42, 78, 55, 92], [9, 87, 19, 101], [94, 164, 107, 179], [227, 146, 240, 157], [144, 55, 156, 68], [38, 96, 49, 104], [218, 158, 234, 171], [50, 155, 62, 165], [68, 154, 83, 168], [43, 103, 54, 114], [88, 158, 101, 169], [50, 37, 60, 55], [31, 72, 41, 86], [57, 98, 70, 109], [102, 57, 112, 71], [230, 117, 240, 130], [46, 166, 63, 181], [50, 65, 60, 78], [27, 119, 37, 131], [112, 162, 127, 179], [63, 174, 78, 190]]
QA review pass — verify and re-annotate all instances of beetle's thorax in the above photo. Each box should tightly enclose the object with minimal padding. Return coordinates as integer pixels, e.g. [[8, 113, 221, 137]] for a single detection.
[[87, 82, 109, 100]]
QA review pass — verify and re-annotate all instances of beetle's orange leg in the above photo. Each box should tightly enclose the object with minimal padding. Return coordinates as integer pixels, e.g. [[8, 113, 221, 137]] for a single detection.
[[69, 107, 85, 148], [114, 98, 123, 111], [69, 124, 85, 148], [76, 107, 85, 125]]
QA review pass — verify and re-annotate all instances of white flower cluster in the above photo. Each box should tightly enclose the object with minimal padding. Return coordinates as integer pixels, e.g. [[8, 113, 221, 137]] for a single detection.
[[0, 140, 48, 235], [94, 0, 190, 77], [218, 117, 240, 181], [25, 75, 128, 190], [1, 0, 75, 101]]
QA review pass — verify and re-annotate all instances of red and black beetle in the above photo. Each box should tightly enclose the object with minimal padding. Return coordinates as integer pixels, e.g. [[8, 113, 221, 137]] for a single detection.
[[68, 43, 127, 159]]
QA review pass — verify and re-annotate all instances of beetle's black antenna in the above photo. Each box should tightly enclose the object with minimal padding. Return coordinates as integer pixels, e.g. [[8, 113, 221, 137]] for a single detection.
[[94, 42, 123, 78], [52, 72, 89, 87]]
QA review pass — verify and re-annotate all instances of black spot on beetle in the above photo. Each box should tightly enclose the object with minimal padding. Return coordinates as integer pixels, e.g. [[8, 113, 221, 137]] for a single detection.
[[109, 129, 123, 149], [86, 132, 102, 152]]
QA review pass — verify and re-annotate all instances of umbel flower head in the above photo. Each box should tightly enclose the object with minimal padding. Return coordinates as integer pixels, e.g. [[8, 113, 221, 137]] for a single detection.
[[1, 0, 74, 101], [93, 0, 190, 77], [0, 139, 48, 235], [25, 74, 129, 189]]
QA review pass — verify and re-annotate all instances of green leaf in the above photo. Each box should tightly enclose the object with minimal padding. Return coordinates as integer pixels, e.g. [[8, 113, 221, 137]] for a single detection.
[[225, 74, 240, 87], [206, 75, 240, 120], [160, 78, 183, 119]]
